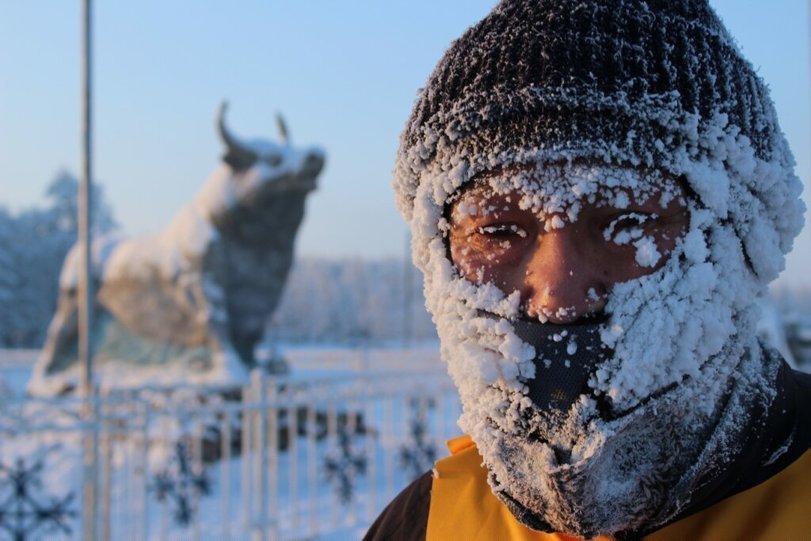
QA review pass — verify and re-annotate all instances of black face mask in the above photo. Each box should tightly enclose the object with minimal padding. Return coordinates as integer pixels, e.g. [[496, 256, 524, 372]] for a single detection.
[[509, 317, 612, 414]]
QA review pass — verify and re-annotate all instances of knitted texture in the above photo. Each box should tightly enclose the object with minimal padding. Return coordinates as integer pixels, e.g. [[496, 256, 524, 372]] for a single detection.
[[393, 0, 802, 278]]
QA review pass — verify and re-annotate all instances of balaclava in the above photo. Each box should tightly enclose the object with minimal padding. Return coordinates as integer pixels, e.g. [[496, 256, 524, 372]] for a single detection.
[[393, 0, 805, 537]]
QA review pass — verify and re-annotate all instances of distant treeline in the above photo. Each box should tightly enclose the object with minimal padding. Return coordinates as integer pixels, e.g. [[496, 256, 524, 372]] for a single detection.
[[0, 170, 434, 348], [272, 257, 435, 345]]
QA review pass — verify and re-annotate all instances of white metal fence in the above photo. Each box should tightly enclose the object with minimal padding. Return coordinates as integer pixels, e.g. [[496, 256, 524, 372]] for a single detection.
[[0, 364, 461, 541]]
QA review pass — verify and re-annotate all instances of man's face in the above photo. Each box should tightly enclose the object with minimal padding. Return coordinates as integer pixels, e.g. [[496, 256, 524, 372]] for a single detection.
[[448, 166, 689, 323], [418, 163, 773, 536]]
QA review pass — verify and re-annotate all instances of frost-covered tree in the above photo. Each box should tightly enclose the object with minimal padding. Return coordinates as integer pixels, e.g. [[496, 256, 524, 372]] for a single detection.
[[10, 207, 71, 346], [44, 169, 118, 235], [0, 171, 117, 347], [0, 207, 20, 346]]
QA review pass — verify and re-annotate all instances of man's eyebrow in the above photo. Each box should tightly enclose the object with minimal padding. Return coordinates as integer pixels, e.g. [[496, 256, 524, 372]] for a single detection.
[[446, 180, 496, 213]]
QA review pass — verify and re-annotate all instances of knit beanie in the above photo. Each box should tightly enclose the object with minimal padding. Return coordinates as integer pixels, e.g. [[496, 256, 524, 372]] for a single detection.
[[394, 0, 803, 283]]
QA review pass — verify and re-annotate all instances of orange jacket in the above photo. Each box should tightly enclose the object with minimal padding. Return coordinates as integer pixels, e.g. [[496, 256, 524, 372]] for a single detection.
[[427, 435, 811, 540]]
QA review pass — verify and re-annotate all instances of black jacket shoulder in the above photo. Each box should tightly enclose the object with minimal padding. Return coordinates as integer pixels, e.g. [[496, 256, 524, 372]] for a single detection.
[[364, 471, 433, 541]]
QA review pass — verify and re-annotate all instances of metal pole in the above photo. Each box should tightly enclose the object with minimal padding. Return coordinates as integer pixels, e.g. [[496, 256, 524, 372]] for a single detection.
[[80, 0, 99, 538]]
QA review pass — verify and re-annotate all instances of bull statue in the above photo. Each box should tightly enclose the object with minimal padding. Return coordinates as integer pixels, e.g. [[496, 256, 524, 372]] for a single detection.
[[29, 103, 325, 395]]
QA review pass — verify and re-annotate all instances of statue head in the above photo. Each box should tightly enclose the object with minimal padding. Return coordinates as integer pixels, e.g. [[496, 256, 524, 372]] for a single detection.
[[204, 102, 325, 243]]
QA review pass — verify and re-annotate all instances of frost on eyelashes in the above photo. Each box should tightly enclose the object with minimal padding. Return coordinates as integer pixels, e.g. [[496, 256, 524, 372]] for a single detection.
[[602, 213, 651, 244]]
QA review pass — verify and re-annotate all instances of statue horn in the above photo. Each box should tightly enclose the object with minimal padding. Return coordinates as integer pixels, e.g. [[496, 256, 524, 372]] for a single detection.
[[217, 101, 257, 169], [276, 113, 289, 145]]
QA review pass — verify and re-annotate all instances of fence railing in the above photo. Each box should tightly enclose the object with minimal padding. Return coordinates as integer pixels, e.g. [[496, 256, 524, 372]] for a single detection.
[[0, 365, 461, 541]]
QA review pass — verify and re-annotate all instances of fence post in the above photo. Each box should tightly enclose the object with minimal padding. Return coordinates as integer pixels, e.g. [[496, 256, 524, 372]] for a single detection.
[[242, 381, 253, 531], [192, 419, 203, 541], [252, 369, 269, 541], [221, 412, 232, 540], [81, 393, 100, 541], [289, 393, 299, 532], [100, 395, 112, 541], [365, 387, 377, 522], [267, 379, 279, 540], [140, 402, 150, 540], [306, 401, 319, 538]]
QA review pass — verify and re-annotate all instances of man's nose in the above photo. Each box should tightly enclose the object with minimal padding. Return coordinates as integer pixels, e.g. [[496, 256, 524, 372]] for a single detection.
[[522, 227, 606, 323]]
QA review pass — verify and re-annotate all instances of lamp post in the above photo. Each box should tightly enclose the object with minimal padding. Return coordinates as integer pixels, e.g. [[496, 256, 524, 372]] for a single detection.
[[79, 0, 99, 538]]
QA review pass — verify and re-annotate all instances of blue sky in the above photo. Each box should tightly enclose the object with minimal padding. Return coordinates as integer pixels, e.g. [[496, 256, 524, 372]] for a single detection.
[[1, 1, 809, 289]]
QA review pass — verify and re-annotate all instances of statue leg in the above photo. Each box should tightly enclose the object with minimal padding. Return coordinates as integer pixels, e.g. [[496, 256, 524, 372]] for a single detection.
[[231, 328, 262, 366], [28, 291, 81, 394], [197, 280, 249, 379]]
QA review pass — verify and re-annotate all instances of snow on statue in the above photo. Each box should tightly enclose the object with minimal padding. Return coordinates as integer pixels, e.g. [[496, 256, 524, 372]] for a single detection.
[[29, 103, 325, 395]]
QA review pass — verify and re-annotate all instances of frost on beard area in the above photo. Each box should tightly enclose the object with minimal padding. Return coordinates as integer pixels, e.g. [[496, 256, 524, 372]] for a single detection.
[[477, 341, 777, 537], [427, 260, 534, 390]]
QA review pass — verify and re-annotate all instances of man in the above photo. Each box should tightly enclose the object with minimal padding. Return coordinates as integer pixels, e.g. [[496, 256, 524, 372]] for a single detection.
[[367, 0, 809, 539]]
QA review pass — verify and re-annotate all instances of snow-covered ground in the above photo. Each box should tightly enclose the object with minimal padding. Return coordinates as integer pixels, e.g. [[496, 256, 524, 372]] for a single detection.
[[0, 344, 460, 541]]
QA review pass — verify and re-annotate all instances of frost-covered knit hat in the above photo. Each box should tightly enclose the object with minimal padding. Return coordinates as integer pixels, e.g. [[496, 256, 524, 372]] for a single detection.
[[393, 2, 805, 535], [394, 0, 803, 282]]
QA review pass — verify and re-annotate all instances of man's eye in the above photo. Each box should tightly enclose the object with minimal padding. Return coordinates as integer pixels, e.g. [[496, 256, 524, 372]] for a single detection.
[[478, 224, 528, 238], [603, 213, 655, 244]]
